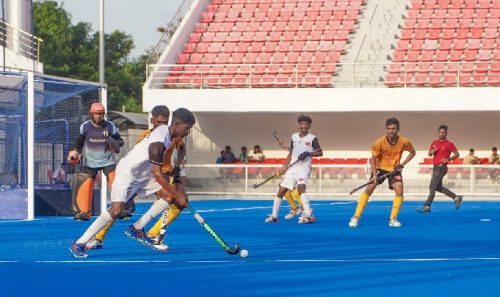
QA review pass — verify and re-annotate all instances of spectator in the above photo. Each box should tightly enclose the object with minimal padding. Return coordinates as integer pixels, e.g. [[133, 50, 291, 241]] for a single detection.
[[223, 145, 237, 163], [248, 145, 266, 162], [239, 146, 248, 162], [52, 162, 67, 184], [216, 150, 225, 164], [489, 147, 500, 183], [463, 148, 480, 165]]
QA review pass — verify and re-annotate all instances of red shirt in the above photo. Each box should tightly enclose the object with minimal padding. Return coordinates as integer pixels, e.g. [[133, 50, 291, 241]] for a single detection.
[[430, 139, 457, 165]]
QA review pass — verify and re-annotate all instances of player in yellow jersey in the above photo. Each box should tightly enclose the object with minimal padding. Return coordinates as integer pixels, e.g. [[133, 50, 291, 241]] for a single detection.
[[349, 117, 415, 228], [85, 105, 170, 250]]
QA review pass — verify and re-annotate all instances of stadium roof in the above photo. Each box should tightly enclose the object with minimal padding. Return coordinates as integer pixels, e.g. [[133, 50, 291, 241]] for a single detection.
[[107, 111, 148, 130]]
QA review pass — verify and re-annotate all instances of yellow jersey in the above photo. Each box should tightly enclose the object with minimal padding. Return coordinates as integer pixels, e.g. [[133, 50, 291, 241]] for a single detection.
[[371, 135, 414, 172]]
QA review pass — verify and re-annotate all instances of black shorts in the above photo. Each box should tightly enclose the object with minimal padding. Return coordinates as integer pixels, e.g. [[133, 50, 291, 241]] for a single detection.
[[372, 169, 403, 190], [82, 164, 116, 178]]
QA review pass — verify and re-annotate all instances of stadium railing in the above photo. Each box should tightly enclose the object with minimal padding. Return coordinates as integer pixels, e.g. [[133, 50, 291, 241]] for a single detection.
[[181, 163, 500, 199], [147, 61, 500, 88], [0, 19, 43, 62]]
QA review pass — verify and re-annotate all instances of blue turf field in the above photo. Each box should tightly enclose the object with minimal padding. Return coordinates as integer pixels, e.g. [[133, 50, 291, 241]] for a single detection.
[[1, 200, 500, 297]]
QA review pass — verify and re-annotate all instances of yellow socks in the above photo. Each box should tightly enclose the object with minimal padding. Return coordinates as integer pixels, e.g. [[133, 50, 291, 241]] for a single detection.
[[354, 192, 370, 218], [284, 190, 297, 210], [95, 219, 115, 241], [292, 188, 303, 206], [147, 204, 182, 238], [390, 196, 404, 220]]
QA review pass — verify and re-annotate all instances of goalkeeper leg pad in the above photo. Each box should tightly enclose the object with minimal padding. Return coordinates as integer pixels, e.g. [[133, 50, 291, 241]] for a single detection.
[[72, 172, 94, 220]]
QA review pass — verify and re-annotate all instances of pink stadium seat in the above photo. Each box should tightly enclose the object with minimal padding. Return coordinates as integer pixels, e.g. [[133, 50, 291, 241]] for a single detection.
[[164, 0, 367, 88]]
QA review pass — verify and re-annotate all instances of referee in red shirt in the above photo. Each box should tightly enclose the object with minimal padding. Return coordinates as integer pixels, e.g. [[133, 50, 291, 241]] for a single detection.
[[417, 125, 463, 213]]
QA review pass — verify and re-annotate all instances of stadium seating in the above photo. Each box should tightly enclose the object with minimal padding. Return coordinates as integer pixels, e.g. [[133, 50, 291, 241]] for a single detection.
[[386, 0, 500, 87], [166, 0, 366, 88]]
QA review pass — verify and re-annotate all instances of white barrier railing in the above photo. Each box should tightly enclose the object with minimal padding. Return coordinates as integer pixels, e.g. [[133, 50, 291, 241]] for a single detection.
[[147, 61, 499, 89], [182, 164, 500, 199], [0, 19, 42, 62]]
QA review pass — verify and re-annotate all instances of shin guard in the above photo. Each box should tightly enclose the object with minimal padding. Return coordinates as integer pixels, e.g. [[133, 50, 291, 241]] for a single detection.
[[72, 172, 94, 220]]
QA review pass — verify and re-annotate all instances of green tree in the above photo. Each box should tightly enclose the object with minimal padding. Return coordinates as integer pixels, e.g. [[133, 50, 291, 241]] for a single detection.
[[33, 1, 145, 112]]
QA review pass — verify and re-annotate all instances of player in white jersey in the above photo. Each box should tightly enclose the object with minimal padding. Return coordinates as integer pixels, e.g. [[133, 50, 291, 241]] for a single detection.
[[69, 108, 196, 258], [265, 114, 323, 224]]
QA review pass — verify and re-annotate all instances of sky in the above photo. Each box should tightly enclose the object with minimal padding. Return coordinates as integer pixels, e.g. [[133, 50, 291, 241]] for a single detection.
[[53, 0, 185, 58]]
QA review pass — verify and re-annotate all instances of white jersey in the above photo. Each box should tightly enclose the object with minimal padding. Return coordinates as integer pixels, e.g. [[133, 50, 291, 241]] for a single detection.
[[288, 132, 318, 174], [118, 124, 171, 183]]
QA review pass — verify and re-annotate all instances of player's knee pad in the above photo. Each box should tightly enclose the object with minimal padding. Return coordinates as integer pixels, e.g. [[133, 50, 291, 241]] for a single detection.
[[72, 172, 94, 218]]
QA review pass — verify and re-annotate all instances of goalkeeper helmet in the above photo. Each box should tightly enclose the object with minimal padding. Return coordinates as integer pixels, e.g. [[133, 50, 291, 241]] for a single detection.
[[89, 102, 106, 124]]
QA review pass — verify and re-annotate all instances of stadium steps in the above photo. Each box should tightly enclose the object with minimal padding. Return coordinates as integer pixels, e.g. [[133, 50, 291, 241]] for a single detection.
[[334, 0, 411, 87]]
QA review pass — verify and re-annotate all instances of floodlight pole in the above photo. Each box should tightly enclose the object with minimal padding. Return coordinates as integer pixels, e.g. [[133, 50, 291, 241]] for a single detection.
[[99, 0, 108, 214], [99, 0, 105, 84]]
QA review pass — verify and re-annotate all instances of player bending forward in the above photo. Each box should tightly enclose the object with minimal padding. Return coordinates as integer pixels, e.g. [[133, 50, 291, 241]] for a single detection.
[[265, 114, 323, 224], [69, 108, 195, 258]]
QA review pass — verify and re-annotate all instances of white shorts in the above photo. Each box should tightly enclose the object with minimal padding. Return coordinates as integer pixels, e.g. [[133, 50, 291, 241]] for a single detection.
[[280, 170, 310, 190], [110, 164, 162, 203]]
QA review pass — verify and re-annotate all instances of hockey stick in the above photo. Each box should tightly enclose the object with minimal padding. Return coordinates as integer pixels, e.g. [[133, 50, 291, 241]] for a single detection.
[[272, 129, 291, 152], [188, 204, 240, 255], [349, 170, 397, 195], [253, 159, 301, 189]]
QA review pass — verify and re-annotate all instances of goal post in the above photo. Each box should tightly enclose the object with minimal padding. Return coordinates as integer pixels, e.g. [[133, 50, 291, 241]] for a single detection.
[[0, 71, 107, 220]]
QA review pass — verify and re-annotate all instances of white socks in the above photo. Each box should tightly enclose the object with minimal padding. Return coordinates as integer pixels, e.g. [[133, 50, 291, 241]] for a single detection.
[[133, 199, 169, 230], [76, 211, 112, 244], [300, 193, 312, 216], [271, 196, 282, 217]]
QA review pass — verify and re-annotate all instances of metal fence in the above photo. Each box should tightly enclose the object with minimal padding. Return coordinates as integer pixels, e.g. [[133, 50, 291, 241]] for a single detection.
[[182, 164, 500, 199], [148, 61, 500, 89]]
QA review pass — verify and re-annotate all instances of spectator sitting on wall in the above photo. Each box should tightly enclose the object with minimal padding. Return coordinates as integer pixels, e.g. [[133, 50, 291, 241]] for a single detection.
[[463, 148, 480, 165], [248, 145, 266, 162], [489, 147, 500, 183], [52, 162, 67, 184], [239, 146, 248, 162]]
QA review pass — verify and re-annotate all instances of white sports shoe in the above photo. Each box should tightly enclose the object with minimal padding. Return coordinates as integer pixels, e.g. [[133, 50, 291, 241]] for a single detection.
[[388, 218, 402, 227], [85, 238, 103, 250], [284, 208, 302, 220], [348, 216, 359, 228], [298, 213, 316, 224], [264, 215, 278, 223], [149, 236, 169, 251]]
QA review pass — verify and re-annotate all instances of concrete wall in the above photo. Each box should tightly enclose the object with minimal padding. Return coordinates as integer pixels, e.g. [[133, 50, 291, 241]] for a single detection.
[[144, 87, 500, 113], [185, 111, 500, 164]]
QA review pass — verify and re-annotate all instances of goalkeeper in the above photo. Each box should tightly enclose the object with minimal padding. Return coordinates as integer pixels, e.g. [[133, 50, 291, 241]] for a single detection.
[[67, 102, 123, 221]]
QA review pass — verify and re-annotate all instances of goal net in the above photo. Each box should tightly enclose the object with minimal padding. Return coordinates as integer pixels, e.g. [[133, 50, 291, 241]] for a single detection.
[[0, 71, 105, 220]]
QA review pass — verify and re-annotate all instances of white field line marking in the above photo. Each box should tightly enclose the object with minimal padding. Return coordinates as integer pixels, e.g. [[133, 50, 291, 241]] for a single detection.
[[29, 257, 500, 264], [195, 202, 353, 213]]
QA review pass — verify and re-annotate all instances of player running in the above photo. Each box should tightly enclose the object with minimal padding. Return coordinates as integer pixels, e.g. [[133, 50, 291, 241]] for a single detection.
[[349, 117, 415, 228], [126, 130, 188, 251], [417, 124, 463, 213], [69, 108, 195, 258], [265, 114, 323, 224]]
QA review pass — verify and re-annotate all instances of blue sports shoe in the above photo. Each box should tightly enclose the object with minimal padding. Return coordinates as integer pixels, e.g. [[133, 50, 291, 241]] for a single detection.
[[69, 241, 88, 258], [124, 225, 153, 246]]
